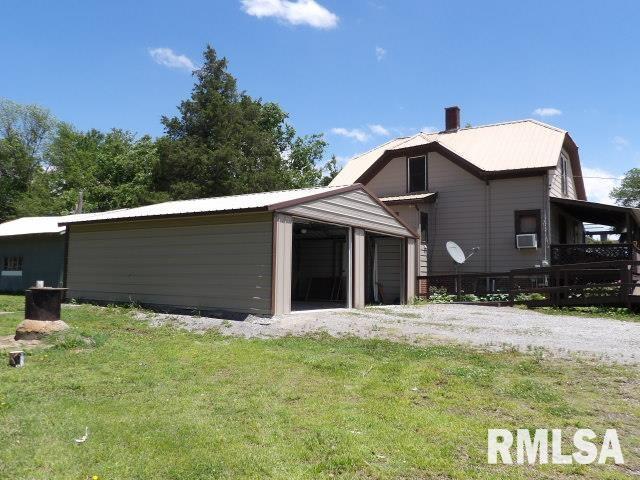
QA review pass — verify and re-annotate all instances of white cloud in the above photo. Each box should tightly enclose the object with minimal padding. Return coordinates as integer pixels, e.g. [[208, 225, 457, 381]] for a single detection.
[[240, 0, 338, 29], [368, 124, 390, 136], [420, 126, 437, 133], [330, 127, 369, 142], [148, 48, 195, 71], [581, 167, 622, 204], [533, 107, 562, 117], [375, 46, 387, 61], [612, 135, 630, 150]]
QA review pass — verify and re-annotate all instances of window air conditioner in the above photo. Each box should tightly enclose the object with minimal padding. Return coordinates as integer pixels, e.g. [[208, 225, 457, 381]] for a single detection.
[[516, 233, 538, 249]]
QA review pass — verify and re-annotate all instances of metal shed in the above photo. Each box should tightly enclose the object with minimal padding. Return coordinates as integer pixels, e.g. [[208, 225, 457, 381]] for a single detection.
[[0, 217, 70, 292], [61, 185, 418, 316]]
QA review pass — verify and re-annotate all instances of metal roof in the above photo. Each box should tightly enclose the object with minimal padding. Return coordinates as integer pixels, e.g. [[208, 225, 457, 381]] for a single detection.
[[331, 119, 568, 186], [60, 185, 356, 225], [0, 215, 70, 237]]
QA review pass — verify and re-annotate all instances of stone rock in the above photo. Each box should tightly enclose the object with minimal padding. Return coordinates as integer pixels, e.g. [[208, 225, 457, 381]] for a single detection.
[[14, 320, 69, 340]]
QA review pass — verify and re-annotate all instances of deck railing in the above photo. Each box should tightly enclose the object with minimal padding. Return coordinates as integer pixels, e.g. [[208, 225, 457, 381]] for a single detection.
[[508, 260, 640, 308], [550, 243, 634, 265]]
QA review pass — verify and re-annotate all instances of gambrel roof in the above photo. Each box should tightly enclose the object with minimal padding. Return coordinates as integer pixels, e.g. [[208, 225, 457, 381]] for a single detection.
[[330, 119, 586, 200]]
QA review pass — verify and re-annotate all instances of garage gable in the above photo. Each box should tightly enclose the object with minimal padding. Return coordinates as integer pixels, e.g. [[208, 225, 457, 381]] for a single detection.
[[274, 187, 416, 238]]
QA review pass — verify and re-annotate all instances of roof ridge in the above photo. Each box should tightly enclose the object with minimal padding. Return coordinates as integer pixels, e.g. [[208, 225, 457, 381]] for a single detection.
[[141, 185, 340, 207], [451, 118, 567, 133]]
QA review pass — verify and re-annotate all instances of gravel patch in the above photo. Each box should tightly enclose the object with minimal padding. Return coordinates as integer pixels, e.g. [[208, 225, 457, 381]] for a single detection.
[[140, 304, 640, 364]]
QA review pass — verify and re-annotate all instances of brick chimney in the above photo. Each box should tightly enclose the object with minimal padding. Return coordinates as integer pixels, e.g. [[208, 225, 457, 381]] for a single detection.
[[445, 106, 460, 131]]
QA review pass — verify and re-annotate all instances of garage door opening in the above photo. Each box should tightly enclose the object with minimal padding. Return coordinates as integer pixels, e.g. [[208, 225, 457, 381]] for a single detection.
[[292, 220, 349, 311], [365, 233, 403, 305]]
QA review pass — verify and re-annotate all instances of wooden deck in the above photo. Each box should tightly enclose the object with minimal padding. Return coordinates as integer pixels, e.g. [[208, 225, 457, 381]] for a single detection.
[[508, 260, 640, 308]]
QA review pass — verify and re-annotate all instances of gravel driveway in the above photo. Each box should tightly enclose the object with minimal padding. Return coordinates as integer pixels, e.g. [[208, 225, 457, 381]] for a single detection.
[[145, 304, 640, 364]]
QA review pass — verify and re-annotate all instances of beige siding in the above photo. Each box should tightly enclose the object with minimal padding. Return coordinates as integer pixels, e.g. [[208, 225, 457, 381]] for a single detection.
[[424, 152, 488, 274], [365, 151, 549, 274], [67, 213, 273, 315], [281, 189, 411, 237], [273, 213, 292, 314], [406, 239, 416, 300], [353, 228, 365, 308], [386, 204, 426, 276], [366, 157, 406, 197], [549, 150, 577, 199], [488, 176, 547, 271]]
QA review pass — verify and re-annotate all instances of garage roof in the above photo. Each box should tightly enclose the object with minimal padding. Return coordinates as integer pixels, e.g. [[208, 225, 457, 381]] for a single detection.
[[59, 186, 352, 224]]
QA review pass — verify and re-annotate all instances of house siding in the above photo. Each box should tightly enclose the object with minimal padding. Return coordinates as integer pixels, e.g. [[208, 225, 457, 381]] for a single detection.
[[67, 213, 273, 315], [488, 176, 547, 271], [281, 189, 410, 237], [366, 157, 407, 197], [549, 149, 578, 199], [364, 151, 549, 275], [423, 152, 488, 274]]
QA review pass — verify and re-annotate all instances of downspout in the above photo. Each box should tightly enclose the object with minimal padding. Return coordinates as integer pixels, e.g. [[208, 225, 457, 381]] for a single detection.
[[543, 173, 551, 265], [485, 180, 490, 272]]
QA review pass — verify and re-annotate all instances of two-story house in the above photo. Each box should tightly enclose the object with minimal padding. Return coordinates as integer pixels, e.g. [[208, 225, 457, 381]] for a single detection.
[[331, 107, 640, 297]]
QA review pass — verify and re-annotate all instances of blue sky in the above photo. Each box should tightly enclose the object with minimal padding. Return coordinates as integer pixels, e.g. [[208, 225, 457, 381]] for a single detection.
[[2, 0, 639, 203]]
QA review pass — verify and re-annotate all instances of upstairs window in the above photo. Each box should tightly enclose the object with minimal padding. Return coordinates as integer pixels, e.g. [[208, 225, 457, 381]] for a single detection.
[[3, 256, 23, 271], [560, 154, 569, 196], [408, 155, 427, 192]]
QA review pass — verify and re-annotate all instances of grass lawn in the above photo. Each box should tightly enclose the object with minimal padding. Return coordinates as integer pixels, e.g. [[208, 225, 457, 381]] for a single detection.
[[1, 294, 639, 479]]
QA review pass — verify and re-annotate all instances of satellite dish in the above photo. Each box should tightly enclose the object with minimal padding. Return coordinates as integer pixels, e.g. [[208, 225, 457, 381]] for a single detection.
[[446, 241, 467, 264]]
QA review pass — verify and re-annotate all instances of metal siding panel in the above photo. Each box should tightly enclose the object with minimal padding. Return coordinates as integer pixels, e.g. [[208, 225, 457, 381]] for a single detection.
[[0, 235, 66, 292], [352, 228, 365, 308], [406, 239, 416, 300], [67, 214, 273, 315], [273, 213, 292, 314], [282, 190, 410, 237], [375, 237, 402, 303]]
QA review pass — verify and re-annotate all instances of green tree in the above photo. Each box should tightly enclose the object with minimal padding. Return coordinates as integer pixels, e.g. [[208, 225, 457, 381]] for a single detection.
[[15, 126, 167, 216], [611, 168, 640, 207], [320, 155, 341, 186], [155, 45, 328, 199], [0, 99, 58, 221]]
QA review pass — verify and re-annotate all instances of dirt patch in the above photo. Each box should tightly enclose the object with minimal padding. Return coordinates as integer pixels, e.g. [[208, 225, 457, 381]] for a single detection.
[[0, 334, 42, 350]]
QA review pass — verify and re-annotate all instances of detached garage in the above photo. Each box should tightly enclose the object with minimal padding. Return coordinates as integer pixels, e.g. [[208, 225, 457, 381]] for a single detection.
[[62, 185, 417, 316]]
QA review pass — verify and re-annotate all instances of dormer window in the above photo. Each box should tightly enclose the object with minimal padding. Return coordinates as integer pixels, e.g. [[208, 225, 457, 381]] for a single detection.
[[560, 154, 569, 196], [408, 155, 427, 193]]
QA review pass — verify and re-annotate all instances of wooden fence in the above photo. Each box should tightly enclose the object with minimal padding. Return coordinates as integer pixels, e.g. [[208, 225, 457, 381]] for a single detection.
[[508, 260, 640, 308]]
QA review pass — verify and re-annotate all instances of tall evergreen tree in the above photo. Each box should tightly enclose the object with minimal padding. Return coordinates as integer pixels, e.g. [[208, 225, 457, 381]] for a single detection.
[[155, 46, 328, 199]]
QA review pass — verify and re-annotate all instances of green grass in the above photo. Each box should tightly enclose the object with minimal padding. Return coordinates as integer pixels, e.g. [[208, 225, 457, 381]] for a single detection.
[[0, 294, 639, 479], [530, 305, 640, 322]]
